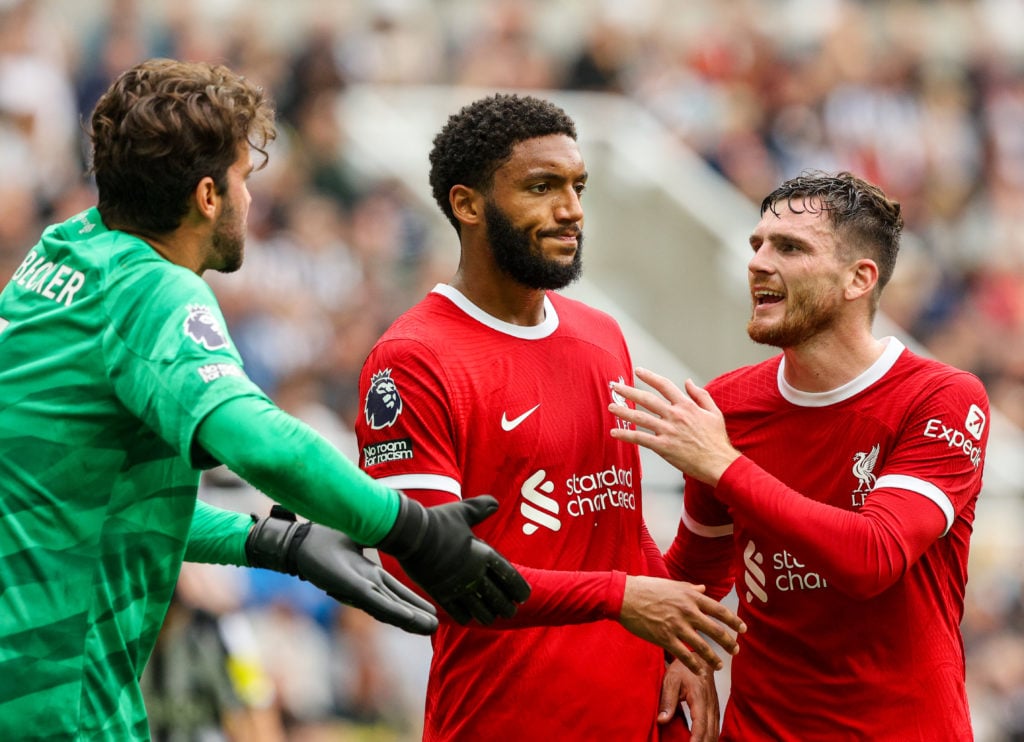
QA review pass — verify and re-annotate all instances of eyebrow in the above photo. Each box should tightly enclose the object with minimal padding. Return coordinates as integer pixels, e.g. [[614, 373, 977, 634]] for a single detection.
[[749, 230, 812, 249], [521, 168, 588, 182]]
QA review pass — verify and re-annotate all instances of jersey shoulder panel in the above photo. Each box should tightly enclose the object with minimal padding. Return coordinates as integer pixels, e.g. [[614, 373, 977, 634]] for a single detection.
[[548, 291, 622, 333], [707, 355, 783, 412], [891, 349, 987, 396]]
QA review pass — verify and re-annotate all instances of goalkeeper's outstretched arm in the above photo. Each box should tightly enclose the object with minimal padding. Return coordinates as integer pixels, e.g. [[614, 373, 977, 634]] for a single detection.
[[192, 397, 531, 627]]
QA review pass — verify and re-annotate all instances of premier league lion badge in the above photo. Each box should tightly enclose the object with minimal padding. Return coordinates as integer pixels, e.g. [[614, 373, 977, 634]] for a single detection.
[[183, 305, 229, 350], [365, 368, 403, 429]]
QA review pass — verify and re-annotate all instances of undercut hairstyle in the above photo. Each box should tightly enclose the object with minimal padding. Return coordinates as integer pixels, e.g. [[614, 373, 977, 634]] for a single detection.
[[428, 93, 577, 232], [761, 171, 903, 310], [89, 58, 276, 234]]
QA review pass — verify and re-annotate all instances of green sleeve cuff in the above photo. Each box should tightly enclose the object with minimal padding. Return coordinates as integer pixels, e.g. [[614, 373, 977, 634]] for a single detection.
[[185, 499, 252, 566]]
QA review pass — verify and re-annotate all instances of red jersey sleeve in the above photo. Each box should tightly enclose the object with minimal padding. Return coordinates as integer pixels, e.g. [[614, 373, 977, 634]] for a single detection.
[[870, 372, 988, 532], [640, 521, 669, 578], [378, 496, 627, 629], [357, 339, 460, 486], [716, 458, 942, 598], [663, 476, 735, 601]]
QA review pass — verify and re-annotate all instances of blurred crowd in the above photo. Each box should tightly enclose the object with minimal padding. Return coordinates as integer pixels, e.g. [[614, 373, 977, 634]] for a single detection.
[[2, 0, 1023, 738]]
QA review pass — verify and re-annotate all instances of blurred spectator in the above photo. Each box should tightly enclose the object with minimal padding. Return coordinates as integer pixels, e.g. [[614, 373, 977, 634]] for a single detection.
[[338, 0, 444, 85], [449, 0, 558, 89], [141, 563, 285, 742], [276, 27, 347, 127], [0, 0, 78, 203], [561, 18, 634, 93]]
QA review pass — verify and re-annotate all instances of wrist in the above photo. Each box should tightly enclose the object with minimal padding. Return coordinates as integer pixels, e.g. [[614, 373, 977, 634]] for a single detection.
[[245, 505, 310, 575], [374, 494, 427, 559], [604, 570, 628, 619], [710, 453, 748, 496], [702, 449, 742, 487]]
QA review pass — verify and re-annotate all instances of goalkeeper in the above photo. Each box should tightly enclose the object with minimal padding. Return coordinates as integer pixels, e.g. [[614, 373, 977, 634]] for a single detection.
[[0, 58, 528, 740]]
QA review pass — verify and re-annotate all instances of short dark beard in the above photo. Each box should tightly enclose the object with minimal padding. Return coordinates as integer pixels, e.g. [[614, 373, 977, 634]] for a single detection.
[[484, 200, 582, 290], [210, 198, 244, 274]]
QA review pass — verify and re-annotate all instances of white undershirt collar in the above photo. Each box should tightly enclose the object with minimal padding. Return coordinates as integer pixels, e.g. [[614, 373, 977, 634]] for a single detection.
[[431, 283, 559, 339], [778, 337, 905, 407]]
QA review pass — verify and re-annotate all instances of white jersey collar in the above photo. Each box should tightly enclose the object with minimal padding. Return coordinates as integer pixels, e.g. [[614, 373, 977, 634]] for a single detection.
[[778, 337, 905, 407], [431, 283, 559, 339]]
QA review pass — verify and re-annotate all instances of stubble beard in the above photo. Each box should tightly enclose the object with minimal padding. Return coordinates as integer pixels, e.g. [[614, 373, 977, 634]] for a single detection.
[[747, 287, 840, 348], [211, 199, 245, 274]]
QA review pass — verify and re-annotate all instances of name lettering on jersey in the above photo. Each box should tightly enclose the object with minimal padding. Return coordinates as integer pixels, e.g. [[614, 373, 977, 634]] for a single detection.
[[364, 368, 403, 430], [363, 438, 414, 467], [742, 539, 828, 605], [923, 417, 983, 468], [850, 443, 880, 507], [10, 250, 86, 307], [519, 464, 637, 535], [197, 363, 244, 383], [184, 305, 229, 350]]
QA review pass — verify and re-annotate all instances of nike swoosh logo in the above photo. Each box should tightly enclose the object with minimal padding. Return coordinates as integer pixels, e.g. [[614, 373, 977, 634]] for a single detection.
[[501, 404, 541, 431]]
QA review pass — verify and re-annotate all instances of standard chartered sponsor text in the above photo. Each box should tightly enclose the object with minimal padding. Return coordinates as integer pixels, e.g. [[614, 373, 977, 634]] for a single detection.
[[565, 465, 636, 516]]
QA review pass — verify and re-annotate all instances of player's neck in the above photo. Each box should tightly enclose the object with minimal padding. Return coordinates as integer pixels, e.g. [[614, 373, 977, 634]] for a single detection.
[[781, 331, 887, 393], [118, 228, 204, 275], [449, 272, 547, 327]]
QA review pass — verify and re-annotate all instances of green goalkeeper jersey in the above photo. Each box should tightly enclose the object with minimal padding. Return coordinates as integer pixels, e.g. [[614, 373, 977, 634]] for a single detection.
[[0, 208, 268, 739]]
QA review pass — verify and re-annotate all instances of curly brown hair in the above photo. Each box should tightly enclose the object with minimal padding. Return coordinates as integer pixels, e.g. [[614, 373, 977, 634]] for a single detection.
[[428, 93, 577, 233], [89, 58, 276, 234]]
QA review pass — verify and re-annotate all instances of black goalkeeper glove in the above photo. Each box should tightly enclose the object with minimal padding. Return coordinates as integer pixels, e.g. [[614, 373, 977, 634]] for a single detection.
[[245, 505, 438, 635], [374, 494, 531, 625]]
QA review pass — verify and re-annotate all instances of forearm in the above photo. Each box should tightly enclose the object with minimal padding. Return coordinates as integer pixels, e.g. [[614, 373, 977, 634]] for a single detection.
[[185, 498, 252, 566], [380, 549, 624, 628], [717, 456, 940, 597], [663, 530, 735, 601], [663, 476, 737, 600], [196, 398, 400, 545], [493, 566, 626, 627]]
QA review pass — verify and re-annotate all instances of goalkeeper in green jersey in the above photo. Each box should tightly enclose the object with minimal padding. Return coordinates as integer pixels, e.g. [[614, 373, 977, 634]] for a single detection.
[[0, 58, 529, 740]]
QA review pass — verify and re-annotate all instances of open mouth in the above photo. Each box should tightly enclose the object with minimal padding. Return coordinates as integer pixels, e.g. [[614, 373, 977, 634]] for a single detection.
[[753, 289, 784, 306]]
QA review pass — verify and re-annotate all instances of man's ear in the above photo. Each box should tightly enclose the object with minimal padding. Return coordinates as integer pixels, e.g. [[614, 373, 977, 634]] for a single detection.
[[450, 185, 483, 228], [193, 176, 219, 221], [846, 258, 879, 301]]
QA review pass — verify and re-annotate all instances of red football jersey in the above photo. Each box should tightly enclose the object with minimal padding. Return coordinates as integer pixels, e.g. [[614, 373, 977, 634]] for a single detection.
[[665, 338, 988, 741], [357, 285, 673, 741]]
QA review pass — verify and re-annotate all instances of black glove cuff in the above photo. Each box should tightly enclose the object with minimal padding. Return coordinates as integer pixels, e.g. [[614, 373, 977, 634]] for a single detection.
[[245, 505, 311, 576], [374, 494, 428, 559]]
